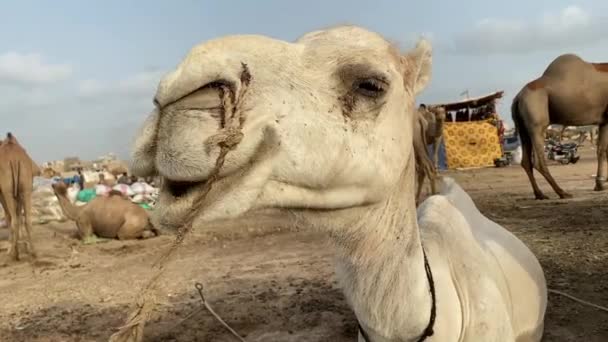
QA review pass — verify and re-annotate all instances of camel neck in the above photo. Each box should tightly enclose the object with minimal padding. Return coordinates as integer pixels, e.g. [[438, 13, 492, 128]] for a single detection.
[[332, 158, 432, 341], [592, 63, 608, 91], [54, 190, 81, 221], [434, 119, 444, 137]]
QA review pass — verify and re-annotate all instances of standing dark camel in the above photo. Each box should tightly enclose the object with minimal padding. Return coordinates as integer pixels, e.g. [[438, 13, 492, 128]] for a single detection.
[[512, 54, 608, 199]]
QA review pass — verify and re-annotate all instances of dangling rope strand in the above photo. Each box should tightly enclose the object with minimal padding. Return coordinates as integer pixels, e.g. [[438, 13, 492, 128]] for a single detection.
[[548, 289, 608, 313], [195, 283, 247, 341]]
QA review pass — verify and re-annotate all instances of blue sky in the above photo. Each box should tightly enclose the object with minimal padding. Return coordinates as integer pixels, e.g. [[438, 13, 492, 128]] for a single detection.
[[1, 0, 607, 162]]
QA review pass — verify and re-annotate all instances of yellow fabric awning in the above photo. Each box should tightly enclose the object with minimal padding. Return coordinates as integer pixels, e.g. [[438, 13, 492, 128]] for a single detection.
[[443, 119, 502, 169]]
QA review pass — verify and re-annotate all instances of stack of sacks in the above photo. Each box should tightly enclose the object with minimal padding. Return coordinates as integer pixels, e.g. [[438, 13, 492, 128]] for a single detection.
[[67, 184, 80, 203], [81, 170, 117, 187], [31, 177, 66, 224], [112, 183, 135, 197], [75, 186, 96, 206], [130, 181, 156, 205], [132, 193, 154, 205], [130, 181, 155, 195], [131, 180, 158, 209], [57, 179, 160, 210], [95, 184, 112, 196], [512, 145, 522, 165]]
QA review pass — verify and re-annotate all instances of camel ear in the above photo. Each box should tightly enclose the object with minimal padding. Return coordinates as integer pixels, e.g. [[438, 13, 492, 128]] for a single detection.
[[130, 109, 159, 177], [6, 132, 18, 144], [402, 39, 432, 95]]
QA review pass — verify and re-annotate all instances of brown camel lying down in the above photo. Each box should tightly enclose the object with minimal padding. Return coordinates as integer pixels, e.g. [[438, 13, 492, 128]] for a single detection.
[[51, 182, 157, 244]]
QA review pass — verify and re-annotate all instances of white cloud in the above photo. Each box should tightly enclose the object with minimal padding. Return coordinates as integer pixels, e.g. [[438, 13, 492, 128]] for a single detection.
[[1, 68, 164, 162], [0, 52, 72, 85], [77, 79, 107, 97], [445, 6, 607, 55], [77, 70, 164, 98], [118, 70, 165, 95]]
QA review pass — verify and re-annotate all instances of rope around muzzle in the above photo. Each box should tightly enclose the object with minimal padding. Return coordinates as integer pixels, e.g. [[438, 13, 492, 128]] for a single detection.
[[108, 64, 251, 342]]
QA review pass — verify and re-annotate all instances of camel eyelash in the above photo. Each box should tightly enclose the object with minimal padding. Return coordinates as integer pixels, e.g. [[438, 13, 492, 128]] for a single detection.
[[353, 77, 389, 97]]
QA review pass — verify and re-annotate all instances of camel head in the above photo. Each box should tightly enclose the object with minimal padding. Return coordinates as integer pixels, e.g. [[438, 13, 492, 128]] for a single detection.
[[5, 132, 18, 145], [432, 106, 447, 122], [131, 25, 432, 230], [51, 181, 69, 196]]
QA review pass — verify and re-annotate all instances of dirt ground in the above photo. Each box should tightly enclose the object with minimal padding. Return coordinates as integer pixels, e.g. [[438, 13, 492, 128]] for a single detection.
[[1, 146, 607, 342]]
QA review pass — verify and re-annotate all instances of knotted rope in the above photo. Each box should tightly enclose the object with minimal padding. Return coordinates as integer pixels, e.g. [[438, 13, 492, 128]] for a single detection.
[[108, 64, 251, 342]]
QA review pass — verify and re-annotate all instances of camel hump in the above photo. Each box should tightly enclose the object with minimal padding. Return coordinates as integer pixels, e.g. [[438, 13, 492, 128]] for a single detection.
[[542, 54, 588, 77], [550, 53, 585, 66], [553, 53, 583, 63]]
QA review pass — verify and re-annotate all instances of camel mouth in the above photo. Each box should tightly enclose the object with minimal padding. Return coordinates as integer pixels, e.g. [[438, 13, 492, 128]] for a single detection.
[[163, 178, 205, 198]]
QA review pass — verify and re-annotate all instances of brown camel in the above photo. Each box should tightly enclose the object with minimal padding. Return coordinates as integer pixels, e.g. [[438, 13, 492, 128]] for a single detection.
[[512, 54, 608, 199], [51, 181, 157, 243], [0, 132, 39, 260], [419, 104, 447, 168], [414, 106, 439, 203]]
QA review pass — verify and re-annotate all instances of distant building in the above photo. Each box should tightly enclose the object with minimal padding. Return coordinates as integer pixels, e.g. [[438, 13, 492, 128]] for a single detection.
[[63, 157, 81, 172]]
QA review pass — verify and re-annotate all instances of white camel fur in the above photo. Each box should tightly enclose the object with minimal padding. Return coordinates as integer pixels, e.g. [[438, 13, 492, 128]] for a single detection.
[[130, 26, 547, 341]]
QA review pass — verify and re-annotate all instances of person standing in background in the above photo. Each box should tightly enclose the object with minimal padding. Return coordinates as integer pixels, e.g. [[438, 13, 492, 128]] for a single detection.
[[76, 168, 85, 190], [117, 172, 130, 185]]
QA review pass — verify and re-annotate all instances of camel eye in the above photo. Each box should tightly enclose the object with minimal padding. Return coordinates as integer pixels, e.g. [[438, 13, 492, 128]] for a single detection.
[[354, 78, 387, 98]]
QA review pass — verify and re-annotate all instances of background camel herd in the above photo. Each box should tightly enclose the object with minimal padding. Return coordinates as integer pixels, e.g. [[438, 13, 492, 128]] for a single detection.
[[415, 53, 608, 203], [0, 133, 156, 261], [1, 25, 607, 342]]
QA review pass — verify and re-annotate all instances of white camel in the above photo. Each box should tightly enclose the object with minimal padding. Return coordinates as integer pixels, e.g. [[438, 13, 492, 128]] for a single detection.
[[130, 26, 547, 341]]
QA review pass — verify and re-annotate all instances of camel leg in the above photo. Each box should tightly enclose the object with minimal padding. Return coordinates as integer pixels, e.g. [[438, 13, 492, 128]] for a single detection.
[[140, 230, 156, 239], [21, 192, 36, 258], [530, 131, 572, 199], [593, 123, 608, 191], [428, 170, 437, 196], [431, 142, 437, 170], [0, 193, 11, 228], [415, 169, 425, 205], [116, 216, 149, 240], [5, 197, 20, 261], [75, 217, 102, 245], [117, 226, 143, 240], [592, 127, 598, 146], [519, 130, 548, 200], [433, 137, 442, 170]]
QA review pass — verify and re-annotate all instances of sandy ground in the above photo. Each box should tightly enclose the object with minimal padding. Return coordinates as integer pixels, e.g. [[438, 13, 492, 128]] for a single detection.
[[1, 146, 607, 342]]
